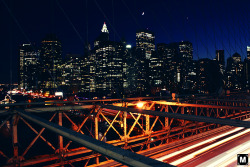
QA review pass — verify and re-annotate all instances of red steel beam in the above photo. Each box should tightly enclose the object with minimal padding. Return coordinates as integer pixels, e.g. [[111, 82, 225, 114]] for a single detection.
[[101, 105, 250, 128]]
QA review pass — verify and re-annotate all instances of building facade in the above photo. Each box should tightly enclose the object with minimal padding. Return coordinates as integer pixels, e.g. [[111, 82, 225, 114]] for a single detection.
[[225, 53, 244, 90], [92, 23, 125, 97], [215, 50, 225, 75], [136, 29, 155, 60], [39, 34, 63, 90], [62, 54, 86, 94], [19, 44, 39, 90]]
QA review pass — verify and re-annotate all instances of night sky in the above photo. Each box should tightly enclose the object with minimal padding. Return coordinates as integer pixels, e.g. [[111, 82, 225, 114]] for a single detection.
[[1, 0, 250, 83]]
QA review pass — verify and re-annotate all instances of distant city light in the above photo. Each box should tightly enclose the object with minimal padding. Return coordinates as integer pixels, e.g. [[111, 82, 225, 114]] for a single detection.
[[247, 46, 250, 51], [126, 44, 132, 49], [55, 92, 63, 97], [7, 90, 19, 95]]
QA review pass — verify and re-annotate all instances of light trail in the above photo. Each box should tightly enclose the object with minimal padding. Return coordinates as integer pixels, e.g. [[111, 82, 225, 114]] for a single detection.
[[156, 127, 244, 161], [196, 141, 250, 167], [170, 128, 250, 166]]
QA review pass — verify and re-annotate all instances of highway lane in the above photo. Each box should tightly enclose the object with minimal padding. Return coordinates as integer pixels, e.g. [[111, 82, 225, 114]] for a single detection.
[[156, 127, 246, 161], [185, 131, 250, 167], [155, 126, 250, 167]]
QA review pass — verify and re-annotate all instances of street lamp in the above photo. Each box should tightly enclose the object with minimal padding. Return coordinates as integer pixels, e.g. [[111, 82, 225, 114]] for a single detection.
[[136, 102, 145, 109]]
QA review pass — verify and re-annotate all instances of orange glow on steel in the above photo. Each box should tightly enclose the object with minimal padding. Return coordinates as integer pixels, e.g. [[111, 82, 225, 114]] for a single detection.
[[137, 102, 145, 109]]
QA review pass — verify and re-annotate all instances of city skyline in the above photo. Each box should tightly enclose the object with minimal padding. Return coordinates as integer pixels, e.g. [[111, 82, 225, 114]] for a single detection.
[[1, 0, 250, 83]]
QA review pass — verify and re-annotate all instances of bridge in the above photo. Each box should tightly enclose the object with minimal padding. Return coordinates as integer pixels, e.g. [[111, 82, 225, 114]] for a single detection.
[[0, 94, 250, 166]]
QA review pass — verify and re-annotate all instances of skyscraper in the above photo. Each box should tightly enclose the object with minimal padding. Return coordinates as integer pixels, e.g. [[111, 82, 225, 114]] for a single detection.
[[157, 41, 194, 93], [247, 46, 250, 60], [149, 50, 163, 94], [125, 44, 137, 95], [197, 59, 222, 94], [215, 50, 225, 74], [157, 43, 178, 92], [136, 29, 155, 59], [216, 50, 225, 65], [62, 54, 85, 94], [19, 44, 39, 90], [178, 41, 194, 91], [94, 22, 109, 47], [225, 53, 243, 90], [39, 34, 62, 90], [134, 29, 155, 95], [92, 23, 125, 97]]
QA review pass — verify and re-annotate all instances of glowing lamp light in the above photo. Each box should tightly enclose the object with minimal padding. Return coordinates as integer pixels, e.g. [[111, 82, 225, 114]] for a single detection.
[[136, 102, 144, 109], [126, 44, 132, 49], [55, 92, 63, 97]]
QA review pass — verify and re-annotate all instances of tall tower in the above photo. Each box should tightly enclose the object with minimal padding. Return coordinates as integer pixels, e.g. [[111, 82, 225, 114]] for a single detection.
[[39, 34, 62, 90], [215, 50, 225, 74], [216, 50, 225, 65], [94, 22, 109, 47], [155, 41, 194, 93], [226, 53, 243, 90], [247, 46, 250, 60], [136, 29, 155, 59], [178, 41, 194, 91], [101, 22, 109, 33], [62, 54, 86, 94], [93, 23, 125, 97], [19, 44, 39, 90], [134, 29, 155, 95]]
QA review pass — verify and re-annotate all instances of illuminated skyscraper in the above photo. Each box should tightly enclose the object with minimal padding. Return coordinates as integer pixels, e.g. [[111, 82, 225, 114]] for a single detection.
[[93, 23, 125, 97], [134, 29, 155, 95], [39, 34, 63, 90], [62, 54, 86, 94], [243, 46, 250, 89], [216, 50, 225, 65], [94, 22, 109, 47], [19, 44, 39, 90], [125, 44, 137, 95], [157, 43, 178, 91], [215, 50, 225, 74], [156, 41, 194, 93], [247, 46, 250, 60], [149, 50, 163, 94], [243, 58, 250, 89], [225, 53, 243, 90], [136, 29, 155, 59], [178, 41, 194, 91]]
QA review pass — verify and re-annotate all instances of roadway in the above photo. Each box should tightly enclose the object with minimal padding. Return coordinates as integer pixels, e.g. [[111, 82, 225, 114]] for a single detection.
[[154, 120, 250, 167]]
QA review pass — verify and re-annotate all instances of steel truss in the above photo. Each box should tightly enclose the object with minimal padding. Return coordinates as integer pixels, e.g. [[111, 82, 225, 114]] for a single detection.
[[0, 98, 249, 166]]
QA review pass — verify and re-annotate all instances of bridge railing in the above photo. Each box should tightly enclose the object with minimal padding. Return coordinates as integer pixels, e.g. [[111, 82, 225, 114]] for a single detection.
[[0, 98, 249, 166]]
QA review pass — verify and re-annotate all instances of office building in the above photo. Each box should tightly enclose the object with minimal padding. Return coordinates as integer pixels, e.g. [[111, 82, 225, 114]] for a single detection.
[[19, 44, 39, 90], [247, 46, 250, 60], [215, 50, 225, 74], [62, 54, 86, 94], [39, 34, 63, 90], [225, 53, 243, 90], [136, 29, 155, 59], [92, 23, 125, 97]]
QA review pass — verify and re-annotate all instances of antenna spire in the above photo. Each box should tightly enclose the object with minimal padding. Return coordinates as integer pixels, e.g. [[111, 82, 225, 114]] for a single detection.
[[101, 22, 109, 33]]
